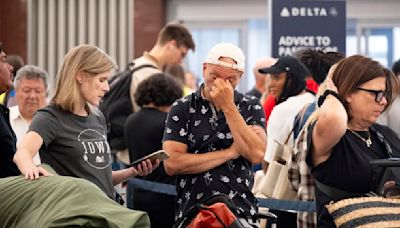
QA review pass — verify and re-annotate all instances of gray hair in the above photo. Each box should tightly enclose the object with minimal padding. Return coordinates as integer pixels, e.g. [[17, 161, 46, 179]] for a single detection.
[[14, 65, 48, 90]]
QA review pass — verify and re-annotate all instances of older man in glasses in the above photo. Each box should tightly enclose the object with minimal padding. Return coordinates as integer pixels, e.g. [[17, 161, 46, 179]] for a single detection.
[[163, 43, 266, 226]]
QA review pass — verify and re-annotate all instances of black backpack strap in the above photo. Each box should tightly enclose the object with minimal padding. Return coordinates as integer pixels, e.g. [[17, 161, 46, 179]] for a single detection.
[[125, 62, 135, 71], [109, 63, 156, 85], [129, 63, 157, 74]]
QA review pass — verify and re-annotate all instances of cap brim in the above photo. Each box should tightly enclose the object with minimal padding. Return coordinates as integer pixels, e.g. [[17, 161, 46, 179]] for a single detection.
[[258, 66, 284, 74]]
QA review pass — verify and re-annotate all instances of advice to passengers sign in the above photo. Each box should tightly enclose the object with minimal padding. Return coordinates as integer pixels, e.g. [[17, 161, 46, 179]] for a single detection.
[[270, 0, 346, 57]]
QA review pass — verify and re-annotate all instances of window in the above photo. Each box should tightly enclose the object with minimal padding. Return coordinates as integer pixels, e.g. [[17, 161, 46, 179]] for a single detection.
[[185, 19, 268, 93]]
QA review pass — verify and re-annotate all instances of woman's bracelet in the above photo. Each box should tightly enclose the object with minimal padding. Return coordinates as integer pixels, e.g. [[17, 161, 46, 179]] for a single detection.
[[318, 90, 339, 107]]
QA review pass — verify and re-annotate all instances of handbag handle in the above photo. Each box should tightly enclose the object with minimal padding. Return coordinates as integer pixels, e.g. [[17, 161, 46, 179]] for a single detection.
[[370, 158, 400, 168]]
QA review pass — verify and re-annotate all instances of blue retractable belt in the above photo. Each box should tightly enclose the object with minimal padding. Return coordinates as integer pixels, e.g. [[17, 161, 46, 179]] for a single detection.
[[126, 178, 316, 212]]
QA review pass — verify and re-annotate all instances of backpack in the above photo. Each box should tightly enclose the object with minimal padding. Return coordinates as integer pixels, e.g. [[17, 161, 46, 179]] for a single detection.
[[175, 194, 244, 228], [99, 62, 156, 150]]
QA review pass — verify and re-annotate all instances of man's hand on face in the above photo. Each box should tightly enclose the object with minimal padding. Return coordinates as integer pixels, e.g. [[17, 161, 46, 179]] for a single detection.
[[209, 78, 235, 111]]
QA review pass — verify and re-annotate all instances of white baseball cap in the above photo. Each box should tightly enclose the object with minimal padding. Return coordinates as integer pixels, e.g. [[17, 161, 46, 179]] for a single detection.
[[204, 43, 245, 72]]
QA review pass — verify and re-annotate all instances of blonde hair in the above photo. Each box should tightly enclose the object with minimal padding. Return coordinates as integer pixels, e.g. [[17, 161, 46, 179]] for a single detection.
[[52, 44, 116, 112]]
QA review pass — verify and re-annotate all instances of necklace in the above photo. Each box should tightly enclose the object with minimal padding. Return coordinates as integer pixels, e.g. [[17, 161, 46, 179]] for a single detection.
[[348, 128, 372, 147]]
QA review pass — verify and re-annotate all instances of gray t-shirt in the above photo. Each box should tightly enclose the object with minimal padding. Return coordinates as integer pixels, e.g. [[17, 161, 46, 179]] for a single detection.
[[29, 104, 114, 199]]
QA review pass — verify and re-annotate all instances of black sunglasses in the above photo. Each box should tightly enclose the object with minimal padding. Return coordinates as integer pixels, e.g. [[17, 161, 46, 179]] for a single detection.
[[356, 88, 389, 102]]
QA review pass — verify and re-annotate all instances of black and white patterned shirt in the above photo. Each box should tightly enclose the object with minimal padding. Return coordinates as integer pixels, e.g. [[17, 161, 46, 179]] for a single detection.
[[163, 85, 266, 221]]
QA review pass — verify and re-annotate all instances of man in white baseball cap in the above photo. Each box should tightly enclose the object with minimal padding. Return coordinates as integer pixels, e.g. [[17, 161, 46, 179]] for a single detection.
[[163, 42, 266, 226], [204, 42, 245, 72]]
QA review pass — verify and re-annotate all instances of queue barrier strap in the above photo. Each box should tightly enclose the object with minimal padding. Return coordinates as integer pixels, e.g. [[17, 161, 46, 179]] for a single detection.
[[126, 178, 316, 212]]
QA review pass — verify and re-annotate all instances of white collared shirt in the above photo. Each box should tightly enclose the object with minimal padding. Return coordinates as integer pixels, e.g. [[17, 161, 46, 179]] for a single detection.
[[9, 105, 41, 165]]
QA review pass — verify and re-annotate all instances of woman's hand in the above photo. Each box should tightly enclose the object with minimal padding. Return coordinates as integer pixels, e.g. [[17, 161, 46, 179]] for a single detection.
[[130, 159, 160, 177], [24, 166, 52, 180], [324, 77, 339, 94]]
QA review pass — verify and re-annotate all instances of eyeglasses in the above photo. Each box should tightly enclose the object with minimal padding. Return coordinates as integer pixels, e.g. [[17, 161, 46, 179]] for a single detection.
[[356, 87, 389, 102]]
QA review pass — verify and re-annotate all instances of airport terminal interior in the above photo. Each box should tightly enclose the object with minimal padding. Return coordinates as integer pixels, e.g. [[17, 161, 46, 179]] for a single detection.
[[1, 0, 400, 93]]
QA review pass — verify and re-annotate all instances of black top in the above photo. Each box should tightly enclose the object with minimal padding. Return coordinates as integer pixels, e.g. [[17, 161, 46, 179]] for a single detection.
[[163, 85, 266, 221], [307, 123, 400, 227], [0, 104, 20, 178], [245, 87, 262, 99], [125, 107, 176, 228], [125, 107, 175, 185]]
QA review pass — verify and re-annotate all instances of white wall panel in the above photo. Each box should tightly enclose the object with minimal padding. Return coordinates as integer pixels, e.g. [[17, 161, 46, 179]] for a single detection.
[[28, 0, 133, 93]]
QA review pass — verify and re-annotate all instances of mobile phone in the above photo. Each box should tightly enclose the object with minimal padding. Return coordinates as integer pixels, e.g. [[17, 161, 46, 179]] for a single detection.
[[130, 150, 169, 167]]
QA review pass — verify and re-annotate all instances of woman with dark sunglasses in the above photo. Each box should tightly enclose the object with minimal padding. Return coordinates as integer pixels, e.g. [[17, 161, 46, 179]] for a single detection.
[[305, 55, 400, 227]]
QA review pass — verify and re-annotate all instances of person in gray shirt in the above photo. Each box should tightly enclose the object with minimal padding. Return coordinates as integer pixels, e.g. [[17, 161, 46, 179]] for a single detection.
[[14, 44, 159, 201]]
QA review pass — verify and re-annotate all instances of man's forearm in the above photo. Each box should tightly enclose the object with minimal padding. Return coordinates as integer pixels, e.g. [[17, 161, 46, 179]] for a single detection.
[[163, 146, 237, 175], [223, 105, 266, 164]]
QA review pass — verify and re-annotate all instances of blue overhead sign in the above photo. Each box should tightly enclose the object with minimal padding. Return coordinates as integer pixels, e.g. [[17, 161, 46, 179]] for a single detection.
[[270, 0, 346, 57]]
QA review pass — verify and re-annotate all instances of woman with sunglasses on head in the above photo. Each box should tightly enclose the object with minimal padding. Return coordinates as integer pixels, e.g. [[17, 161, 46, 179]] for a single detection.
[[307, 55, 400, 227]]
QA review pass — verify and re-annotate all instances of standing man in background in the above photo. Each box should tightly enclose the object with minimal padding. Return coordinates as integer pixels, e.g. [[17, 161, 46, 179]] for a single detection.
[[113, 22, 195, 163], [129, 22, 195, 112]]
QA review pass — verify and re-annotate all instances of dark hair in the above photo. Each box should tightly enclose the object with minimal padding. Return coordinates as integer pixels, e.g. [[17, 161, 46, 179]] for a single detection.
[[135, 73, 183, 107], [332, 55, 399, 119], [295, 48, 345, 84], [276, 71, 306, 104], [392, 59, 400, 76], [6, 55, 24, 74], [157, 22, 195, 51], [0, 42, 3, 53]]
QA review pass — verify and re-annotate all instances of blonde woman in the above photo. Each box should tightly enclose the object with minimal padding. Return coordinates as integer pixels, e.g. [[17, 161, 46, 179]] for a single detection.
[[14, 44, 159, 202]]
